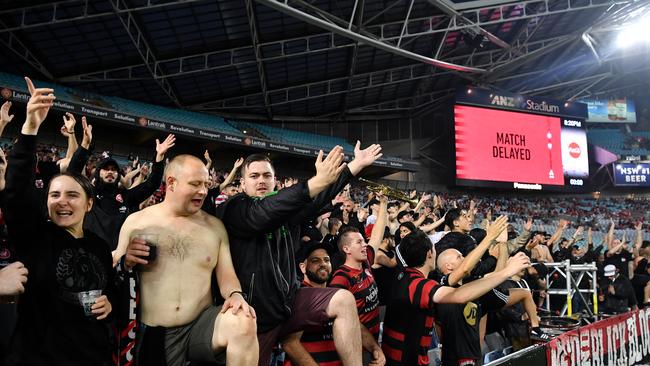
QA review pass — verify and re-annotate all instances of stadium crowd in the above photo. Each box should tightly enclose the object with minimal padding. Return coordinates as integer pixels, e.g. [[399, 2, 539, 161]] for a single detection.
[[0, 78, 648, 366]]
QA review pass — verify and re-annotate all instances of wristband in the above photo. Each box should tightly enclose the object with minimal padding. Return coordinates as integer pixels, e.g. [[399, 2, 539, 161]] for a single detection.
[[228, 290, 245, 298]]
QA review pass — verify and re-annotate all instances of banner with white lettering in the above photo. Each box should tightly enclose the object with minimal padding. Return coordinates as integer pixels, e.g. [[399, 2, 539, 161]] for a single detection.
[[613, 163, 650, 187], [1, 84, 418, 171], [547, 309, 650, 366]]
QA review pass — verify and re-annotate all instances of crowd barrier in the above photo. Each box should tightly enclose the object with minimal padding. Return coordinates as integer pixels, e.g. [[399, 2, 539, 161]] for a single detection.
[[486, 309, 650, 366]]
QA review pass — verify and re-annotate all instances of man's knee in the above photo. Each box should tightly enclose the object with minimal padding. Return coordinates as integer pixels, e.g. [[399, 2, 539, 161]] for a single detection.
[[223, 310, 257, 336], [328, 289, 356, 317], [214, 310, 257, 349]]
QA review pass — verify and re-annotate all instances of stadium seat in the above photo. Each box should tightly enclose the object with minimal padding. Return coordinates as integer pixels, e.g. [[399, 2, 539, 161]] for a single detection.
[[484, 350, 504, 364]]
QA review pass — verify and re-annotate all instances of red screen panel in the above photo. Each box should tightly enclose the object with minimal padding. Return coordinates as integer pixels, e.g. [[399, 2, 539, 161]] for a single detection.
[[455, 105, 564, 186]]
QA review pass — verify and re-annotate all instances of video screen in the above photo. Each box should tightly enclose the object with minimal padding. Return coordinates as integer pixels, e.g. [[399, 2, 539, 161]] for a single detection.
[[454, 104, 589, 191]]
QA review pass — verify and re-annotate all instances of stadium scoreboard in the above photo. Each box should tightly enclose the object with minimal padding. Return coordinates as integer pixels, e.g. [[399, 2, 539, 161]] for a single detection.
[[454, 88, 589, 191]]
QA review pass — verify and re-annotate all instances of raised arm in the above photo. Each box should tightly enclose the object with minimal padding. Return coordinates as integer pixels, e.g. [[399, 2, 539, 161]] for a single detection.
[[634, 222, 643, 258], [60, 113, 78, 160], [0, 101, 15, 138], [412, 193, 431, 217], [346, 141, 382, 176], [548, 219, 568, 251], [218, 157, 243, 192], [607, 219, 616, 250], [367, 195, 388, 252], [445, 216, 508, 286], [204, 149, 213, 170], [122, 135, 175, 206], [220, 147, 347, 236], [5, 77, 55, 231], [507, 217, 532, 255], [434, 252, 531, 304], [67, 117, 93, 174]]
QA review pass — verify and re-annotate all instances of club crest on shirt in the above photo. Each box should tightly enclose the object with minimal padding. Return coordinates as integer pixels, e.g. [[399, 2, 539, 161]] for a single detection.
[[463, 302, 478, 326]]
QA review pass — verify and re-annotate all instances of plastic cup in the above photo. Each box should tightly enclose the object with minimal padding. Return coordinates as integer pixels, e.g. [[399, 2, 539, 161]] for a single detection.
[[78, 289, 102, 316], [133, 233, 158, 262]]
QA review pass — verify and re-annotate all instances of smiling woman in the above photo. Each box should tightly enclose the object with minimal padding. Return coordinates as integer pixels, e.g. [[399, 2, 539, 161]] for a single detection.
[[2, 78, 116, 366]]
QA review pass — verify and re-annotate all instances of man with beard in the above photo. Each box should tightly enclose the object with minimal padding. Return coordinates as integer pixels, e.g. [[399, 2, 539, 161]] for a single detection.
[[68, 120, 175, 249], [282, 242, 341, 365]]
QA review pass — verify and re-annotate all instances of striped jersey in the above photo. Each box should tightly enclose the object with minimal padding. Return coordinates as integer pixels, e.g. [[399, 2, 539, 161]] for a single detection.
[[284, 281, 341, 366], [382, 268, 441, 366], [329, 263, 380, 338]]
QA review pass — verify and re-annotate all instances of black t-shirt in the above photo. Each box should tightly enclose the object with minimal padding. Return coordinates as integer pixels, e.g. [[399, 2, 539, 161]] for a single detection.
[[605, 250, 633, 277], [436, 274, 481, 365], [636, 258, 649, 275], [373, 248, 397, 306]]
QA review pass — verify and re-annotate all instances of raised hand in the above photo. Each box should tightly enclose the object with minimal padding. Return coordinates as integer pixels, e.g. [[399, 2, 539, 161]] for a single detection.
[[486, 215, 509, 242], [0, 101, 14, 127], [505, 252, 531, 276], [204, 149, 212, 168], [348, 141, 382, 175], [558, 219, 569, 229], [314, 146, 346, 186], [524, 217, 533, 232], [488, 243, 500, 258], [233, 157, 244, 169], [23, 77, 55, 135], [81, 116, 93, 149], [155, 134, 176, 162], [574, 226, 584, 238], [61, 112, 76, 136]]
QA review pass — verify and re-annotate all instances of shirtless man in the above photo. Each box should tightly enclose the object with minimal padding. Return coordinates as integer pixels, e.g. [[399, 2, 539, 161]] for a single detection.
[[115, 154, 257, 366]]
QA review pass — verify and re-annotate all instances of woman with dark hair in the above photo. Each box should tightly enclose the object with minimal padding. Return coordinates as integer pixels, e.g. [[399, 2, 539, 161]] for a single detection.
[[3, 78, 114, 366]]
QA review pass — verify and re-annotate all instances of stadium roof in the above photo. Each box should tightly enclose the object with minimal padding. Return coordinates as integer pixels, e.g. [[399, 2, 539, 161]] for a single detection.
[[1, 0, 648, 122]]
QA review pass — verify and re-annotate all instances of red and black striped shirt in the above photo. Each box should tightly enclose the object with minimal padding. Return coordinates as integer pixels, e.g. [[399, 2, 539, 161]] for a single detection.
[[329, 264, 380, 338], [382, 268, 441, 366], [284, 282, 341, 366]]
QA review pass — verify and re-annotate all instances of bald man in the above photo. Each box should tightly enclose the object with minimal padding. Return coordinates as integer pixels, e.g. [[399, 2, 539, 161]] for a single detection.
[[436, 245, 549, 365], [115, 154, 258, 366]]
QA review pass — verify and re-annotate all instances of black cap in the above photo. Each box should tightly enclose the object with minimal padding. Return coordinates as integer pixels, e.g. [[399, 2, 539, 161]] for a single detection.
[[96, 157, 120, 171], [531, 262, 548, 278], [397, 210, 412, 221], [296, 241, 334, 263]]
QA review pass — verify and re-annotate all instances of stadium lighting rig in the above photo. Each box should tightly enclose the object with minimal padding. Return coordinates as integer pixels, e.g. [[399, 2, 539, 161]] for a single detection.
[[616, 4, 650, 48]]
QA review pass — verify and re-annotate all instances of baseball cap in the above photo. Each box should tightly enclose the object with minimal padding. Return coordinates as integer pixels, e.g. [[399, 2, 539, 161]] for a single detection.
[[296, 241, 334, 263], [604, 264, 617, 277]]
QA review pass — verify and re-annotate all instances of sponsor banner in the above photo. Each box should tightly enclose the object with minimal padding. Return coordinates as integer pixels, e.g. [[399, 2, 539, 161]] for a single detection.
[[584, 98, 637, 123], [561, 128, 589, 178], [614, 163, 650, 186], [620, 155, 650, 162], [1, 85, 418, 171], [456, 88, 588, 119], [547, 309, 650, 366]]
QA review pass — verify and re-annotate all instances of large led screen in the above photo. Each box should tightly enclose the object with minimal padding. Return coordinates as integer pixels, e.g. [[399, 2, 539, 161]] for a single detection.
[[454, 104, 589, 190]]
